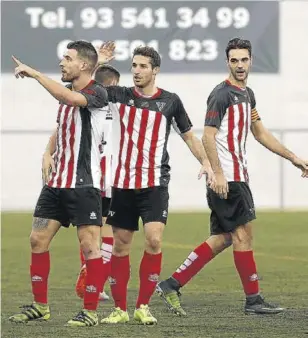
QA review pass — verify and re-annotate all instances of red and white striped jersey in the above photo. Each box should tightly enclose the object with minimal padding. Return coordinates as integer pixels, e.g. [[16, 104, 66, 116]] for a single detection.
[[204, 80, 261, 182], [48, 80, 108, 189], [106, 86, 192, 189], [99, 104, 113, 198]]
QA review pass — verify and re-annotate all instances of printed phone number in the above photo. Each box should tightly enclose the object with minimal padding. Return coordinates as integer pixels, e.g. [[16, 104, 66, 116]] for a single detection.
[[26, 6, 250, 30], [57, 39, 220, 62]]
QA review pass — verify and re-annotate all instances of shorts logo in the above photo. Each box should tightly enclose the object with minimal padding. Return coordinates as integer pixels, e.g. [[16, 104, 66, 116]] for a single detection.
[[108, 210, 115, 217], [90, 211, 97, 220], [162, 210, 168, 218]]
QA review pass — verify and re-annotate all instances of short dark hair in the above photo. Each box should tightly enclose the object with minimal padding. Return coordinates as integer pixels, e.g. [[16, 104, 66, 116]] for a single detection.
[[132, 46, 161, 68], [94, 65, 120, 86], [67, 40, 98, 72], [225, 38, 252, 59]]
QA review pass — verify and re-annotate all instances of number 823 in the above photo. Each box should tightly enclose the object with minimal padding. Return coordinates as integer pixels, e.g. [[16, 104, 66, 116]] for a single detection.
[[168, 39, 218, 61]]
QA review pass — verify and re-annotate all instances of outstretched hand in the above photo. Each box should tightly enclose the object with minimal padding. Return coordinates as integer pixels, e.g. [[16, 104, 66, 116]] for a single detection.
[[12, 55, 38, 79], [291, 156, 308, 178], [97, 41, 116, 65]]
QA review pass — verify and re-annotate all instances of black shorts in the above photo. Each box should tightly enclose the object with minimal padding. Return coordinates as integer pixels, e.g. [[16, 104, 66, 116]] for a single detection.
[[102, 197, 111, 218], [33, 185, 102, 227], [106, 186, 169, 231], [207, 182, 256, 235]]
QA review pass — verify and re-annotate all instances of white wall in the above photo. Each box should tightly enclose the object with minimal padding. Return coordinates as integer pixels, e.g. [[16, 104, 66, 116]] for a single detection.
[[1, 1, 308, 211]]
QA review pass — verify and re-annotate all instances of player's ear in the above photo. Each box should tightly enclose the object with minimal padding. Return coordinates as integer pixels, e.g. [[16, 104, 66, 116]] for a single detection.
[[153, 66, 160, 75], [80, 61, 88, 72]]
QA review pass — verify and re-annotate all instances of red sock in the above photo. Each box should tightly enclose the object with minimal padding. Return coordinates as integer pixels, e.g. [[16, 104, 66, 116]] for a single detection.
[[233, 250, 259, 296], [110, 255, 130, 311], [136, 251, 162, 309], [172, 242, 213, 287], [100, 237, 113, 289], [84, 257, 104, 311], [30, 252, 50, 304], [79, 248, 85, 267]]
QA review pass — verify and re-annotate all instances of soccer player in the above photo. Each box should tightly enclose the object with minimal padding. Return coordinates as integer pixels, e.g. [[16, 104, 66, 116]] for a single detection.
[[96, 44, 215, 325], [9, 40, 109, 327], [75, 64, 121, 301], [42, 64, 121, 302], [156, 38, 308, 316]]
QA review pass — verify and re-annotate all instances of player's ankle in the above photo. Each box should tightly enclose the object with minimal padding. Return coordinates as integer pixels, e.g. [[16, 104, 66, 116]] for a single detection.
[[35, 302, 49, 308], [117, 306, 127, 312], [167, 276, 181, 290]]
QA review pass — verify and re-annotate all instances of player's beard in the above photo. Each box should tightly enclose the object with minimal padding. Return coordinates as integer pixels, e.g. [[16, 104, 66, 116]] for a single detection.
[[231, 68, 248, 83], [134, 77, 152, 89], [61, 68, 78, 83], [61, 73, 73, 83]]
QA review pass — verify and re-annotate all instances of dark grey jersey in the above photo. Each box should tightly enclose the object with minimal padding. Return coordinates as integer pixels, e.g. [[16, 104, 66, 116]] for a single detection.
[[204, 80, 261, 182]]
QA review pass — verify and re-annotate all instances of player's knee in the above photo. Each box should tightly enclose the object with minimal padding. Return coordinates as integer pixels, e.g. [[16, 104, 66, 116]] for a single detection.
[[113, 238, 130, 256], [145, 235, 162, 253], [207, 234, 231, 255], [80, 235, 100, 259], [224, 233, 233, 247], [232, 225, 252, 246], [113, 237, 131, 256], [29, 231, 50, 252], [112, 228, 133, 256], [80, 238, 100, 259], [113, 243, 130, 256]]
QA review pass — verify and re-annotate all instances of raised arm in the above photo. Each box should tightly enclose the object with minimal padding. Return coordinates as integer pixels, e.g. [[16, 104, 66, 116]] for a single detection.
[[12, 56, 108, 107]]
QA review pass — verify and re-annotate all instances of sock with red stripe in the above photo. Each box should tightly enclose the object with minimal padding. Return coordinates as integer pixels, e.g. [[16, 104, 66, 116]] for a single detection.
[[100, 236, 113, 288], [83, 257, 104, 311], [136, 251, 162, 308], [172, 242, 213, 287], [110, 255, 130, 311], [30, 251, 50, 304], [233, 250, 259, 296]]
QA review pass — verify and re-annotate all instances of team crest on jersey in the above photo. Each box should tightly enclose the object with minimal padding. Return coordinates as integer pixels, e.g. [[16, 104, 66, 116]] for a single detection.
[[156, 101, 166, 111]]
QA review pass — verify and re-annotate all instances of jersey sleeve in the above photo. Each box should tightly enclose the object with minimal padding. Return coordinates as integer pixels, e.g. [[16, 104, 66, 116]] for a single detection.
[[171, 94, 193, 135], [247, 87, 261, 123], [106, 86, 127, 103], [79, 82, 108, 108], [204, 89, 228, 129]]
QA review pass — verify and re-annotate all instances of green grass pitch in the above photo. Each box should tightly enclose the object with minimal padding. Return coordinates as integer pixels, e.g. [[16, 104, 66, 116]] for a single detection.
[[2, 211, 308, 338]]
